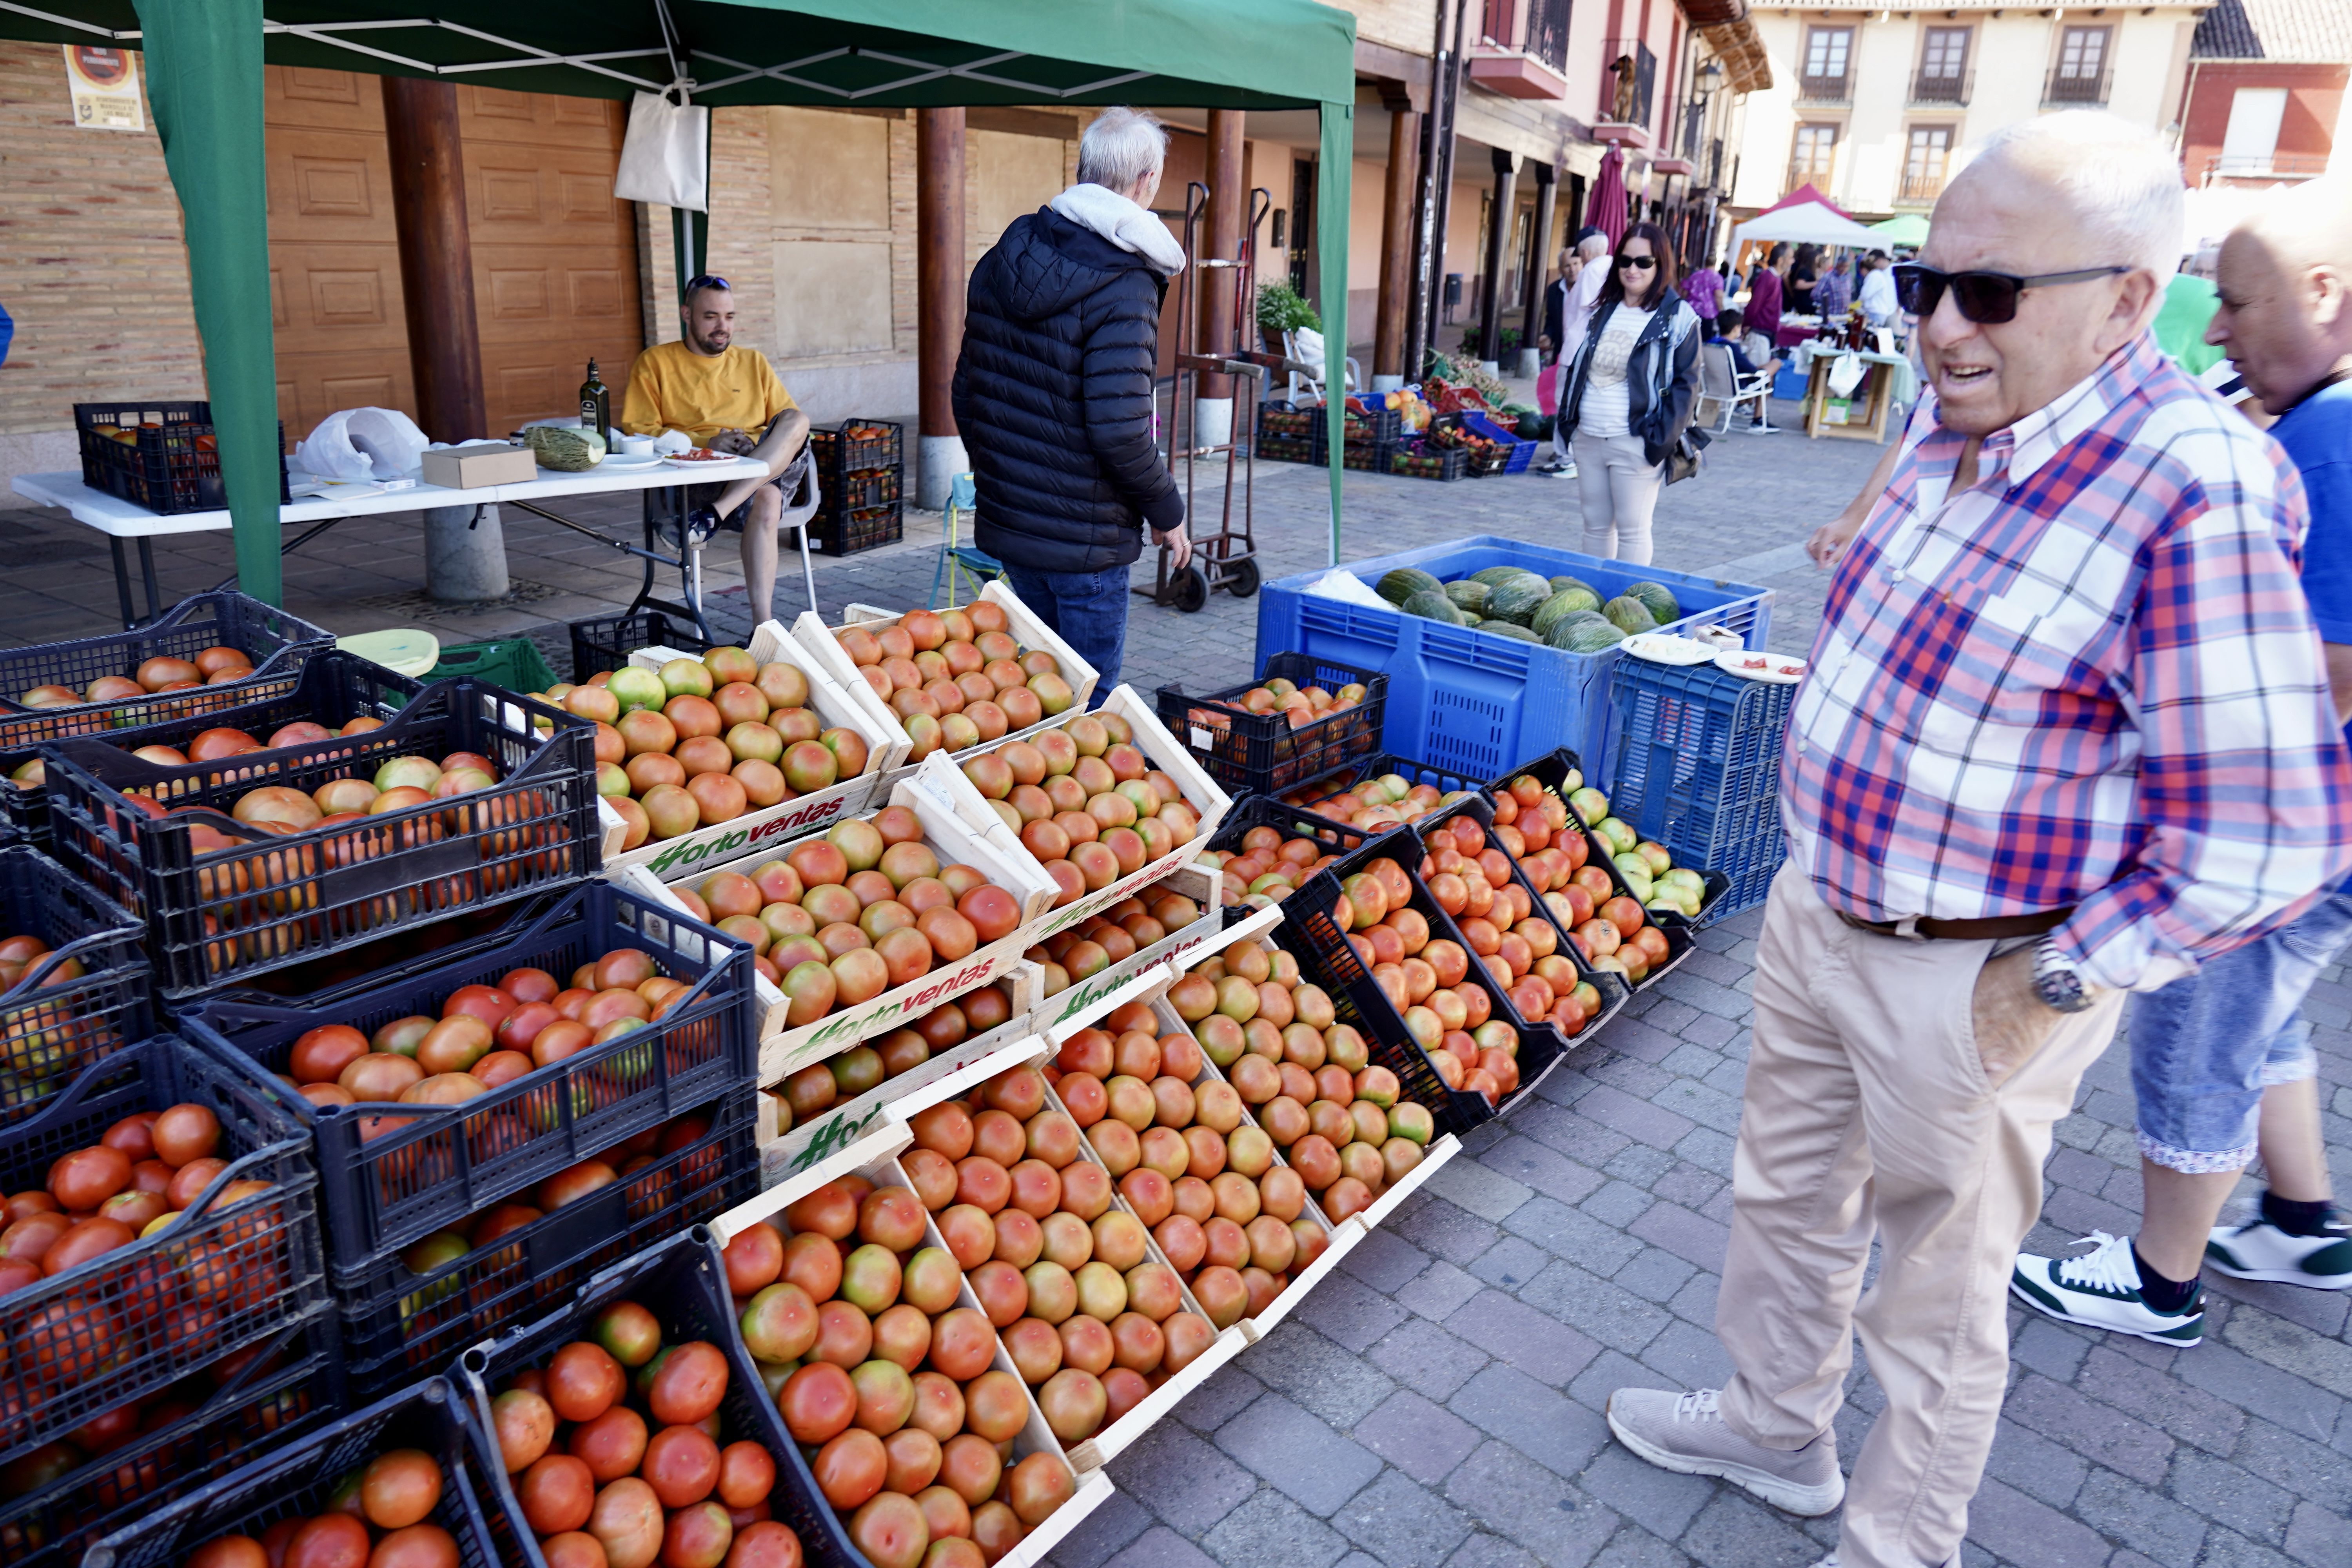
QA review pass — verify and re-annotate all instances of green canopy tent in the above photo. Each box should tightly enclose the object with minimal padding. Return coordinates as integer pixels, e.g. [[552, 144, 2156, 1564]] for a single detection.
[[0, 0, 1357, 603], [1868, 211, 1931, 248]]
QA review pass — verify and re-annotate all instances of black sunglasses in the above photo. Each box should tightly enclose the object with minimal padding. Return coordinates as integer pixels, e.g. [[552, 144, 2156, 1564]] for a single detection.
[[1891, 262, 2128, 325], [1617, 254, 1658, 271], [683, 273, 732, 295]]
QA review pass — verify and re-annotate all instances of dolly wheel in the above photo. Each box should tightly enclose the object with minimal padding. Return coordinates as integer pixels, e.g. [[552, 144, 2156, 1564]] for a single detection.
[[1225, 557, 1261, 599], [1172, 565, 1210, 613]]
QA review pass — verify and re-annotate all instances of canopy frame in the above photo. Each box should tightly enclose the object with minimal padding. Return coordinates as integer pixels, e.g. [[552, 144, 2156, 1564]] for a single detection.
[[8, 0, 1358, 601]]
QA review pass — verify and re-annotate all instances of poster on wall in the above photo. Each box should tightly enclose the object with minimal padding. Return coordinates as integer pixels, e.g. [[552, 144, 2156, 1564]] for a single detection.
[[63, 45, 143, 132]]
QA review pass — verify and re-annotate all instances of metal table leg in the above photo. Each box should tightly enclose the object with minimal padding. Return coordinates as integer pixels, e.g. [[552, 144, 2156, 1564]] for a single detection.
[[503, 497, 716, 645], [136, 537, 163, 623], [108, 537, 138, 629]]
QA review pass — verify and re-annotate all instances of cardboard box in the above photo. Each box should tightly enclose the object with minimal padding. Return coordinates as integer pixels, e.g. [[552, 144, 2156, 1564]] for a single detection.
[[420, 441, 536, 489]]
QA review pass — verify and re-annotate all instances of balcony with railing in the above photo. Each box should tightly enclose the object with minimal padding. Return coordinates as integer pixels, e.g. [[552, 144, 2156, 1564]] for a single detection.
[[1469, 0, 1573, 99], [1895, 171, 1946, 205], [1596, 39, 1658, 141], [2199, 151, 2330, 185], [1909, 67, 1972, 106], [2043, 66, 2110, 105], [1796, 69, 1851, 105]]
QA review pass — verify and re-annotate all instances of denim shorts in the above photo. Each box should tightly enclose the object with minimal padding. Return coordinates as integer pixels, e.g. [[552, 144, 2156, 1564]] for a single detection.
[[2126, 881, 2352, 1172]]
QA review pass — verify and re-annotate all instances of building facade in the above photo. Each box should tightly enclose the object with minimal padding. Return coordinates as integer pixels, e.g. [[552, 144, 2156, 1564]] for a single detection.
[[2176, 0, 2349, 189], [1726, 2, 2210, 219]]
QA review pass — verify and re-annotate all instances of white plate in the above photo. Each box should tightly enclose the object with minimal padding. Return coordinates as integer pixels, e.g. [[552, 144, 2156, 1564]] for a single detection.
[[661, 454, 739, 470], [1622, 634, 1717, 666], [1715, 650, 1808, 684], [597, 453, 664, 470]]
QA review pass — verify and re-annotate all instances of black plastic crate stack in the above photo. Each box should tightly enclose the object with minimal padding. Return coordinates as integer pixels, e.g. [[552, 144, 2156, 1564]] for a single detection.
[[82, 1376, 513, 1568], [1387, 439, 1467, 480], [460, 1230, 870, 1568], [179, 877, 762, 1397], [74, 401, 290, 515], [41, 671, 601, 999], [0, 1034, 336, 1553], [807, 417, 904, 555], [568, 608, 714, 682], [1156, 651, 1390, 798], [1255, 405, 1317, 464], [1311, 402, 1402, 472], [0, 590, 334, 846], [0, 843, 152, 1129]]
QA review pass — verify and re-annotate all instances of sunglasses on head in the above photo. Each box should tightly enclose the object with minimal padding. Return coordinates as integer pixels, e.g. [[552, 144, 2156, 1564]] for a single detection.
[[683, 274, 732, 295], [1891, 262, 2127, 325], [1617, 254, 1658, 272]]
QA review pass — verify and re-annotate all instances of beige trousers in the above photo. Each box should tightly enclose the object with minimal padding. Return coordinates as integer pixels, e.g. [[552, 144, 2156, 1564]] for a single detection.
[[1718, 868, 2122, 1568]]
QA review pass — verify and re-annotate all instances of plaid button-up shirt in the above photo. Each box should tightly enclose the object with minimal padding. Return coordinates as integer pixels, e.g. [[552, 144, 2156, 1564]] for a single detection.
[[1781, 334, 2352, 992]]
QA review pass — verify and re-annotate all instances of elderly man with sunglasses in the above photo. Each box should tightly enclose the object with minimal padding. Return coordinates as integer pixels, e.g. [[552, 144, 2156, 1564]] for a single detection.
[[1606, 112, 2352, 1568]]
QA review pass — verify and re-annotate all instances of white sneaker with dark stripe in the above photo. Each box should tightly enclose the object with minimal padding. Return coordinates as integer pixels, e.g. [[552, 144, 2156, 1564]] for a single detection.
[[2009, 1231, 2204, 1345], [2205, 1218, 2352, 1289]]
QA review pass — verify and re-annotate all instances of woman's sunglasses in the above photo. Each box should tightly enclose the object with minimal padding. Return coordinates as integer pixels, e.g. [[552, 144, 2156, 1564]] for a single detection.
[[1616, 254, 1658, 272], [1891, 263, 2127, 325]]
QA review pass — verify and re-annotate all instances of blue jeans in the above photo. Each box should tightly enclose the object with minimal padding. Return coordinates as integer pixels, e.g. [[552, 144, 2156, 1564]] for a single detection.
[[1000, 566, 1126, 704], [2127, 880, 2352, 1172]]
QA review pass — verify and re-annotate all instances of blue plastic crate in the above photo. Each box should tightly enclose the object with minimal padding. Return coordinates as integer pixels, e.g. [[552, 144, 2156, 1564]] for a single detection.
[[1459, 410, 1537, 473], [1255, 537, 1772, 782], [1603, 660, 1794, 924]]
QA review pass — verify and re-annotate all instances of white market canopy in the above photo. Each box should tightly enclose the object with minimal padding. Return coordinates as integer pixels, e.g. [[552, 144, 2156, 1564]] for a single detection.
[[1732, 201, 1882, 248]]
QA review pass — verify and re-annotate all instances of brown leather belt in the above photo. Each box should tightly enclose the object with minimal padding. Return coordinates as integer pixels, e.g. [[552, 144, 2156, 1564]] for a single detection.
[[1835, 907, 2073, 942]]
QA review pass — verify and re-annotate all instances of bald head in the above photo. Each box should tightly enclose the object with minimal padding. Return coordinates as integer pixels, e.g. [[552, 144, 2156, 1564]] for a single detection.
[[2207, 177, 2352, 413]]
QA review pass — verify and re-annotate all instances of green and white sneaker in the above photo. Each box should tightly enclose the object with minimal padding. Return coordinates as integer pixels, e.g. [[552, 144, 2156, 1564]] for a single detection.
[[2205, 1218, 2352, 1289], [2009, 1231, 2204, 1345]]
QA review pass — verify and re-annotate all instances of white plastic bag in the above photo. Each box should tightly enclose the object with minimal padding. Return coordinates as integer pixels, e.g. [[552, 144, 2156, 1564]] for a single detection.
[[614, 91, 708, 211], [1827, 351, 1866, 399], [294, 407, 430, 482], [1305, 568, 1394, 612]]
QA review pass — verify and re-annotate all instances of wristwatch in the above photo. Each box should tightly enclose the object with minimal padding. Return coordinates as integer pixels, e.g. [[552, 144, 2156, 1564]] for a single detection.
[[2031, 937, 2098, 1014]]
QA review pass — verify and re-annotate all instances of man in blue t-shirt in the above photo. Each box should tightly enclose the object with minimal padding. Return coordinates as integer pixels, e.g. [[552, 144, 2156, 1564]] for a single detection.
[[2011, 189, 2352, 1345]]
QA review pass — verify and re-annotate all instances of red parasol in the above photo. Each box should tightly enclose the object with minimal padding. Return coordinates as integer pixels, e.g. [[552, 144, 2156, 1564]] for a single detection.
[[1589, 142, 1628, 250]]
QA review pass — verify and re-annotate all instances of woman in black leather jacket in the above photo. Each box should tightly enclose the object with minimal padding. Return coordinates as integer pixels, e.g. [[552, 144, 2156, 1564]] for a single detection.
[[1555, 223, 1702, 564]]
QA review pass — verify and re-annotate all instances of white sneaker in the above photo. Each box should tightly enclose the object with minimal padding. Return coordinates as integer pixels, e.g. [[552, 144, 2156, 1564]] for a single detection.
[[1550, 463, 1578, 479], [2205, 1218, 2352, 1289], [2010, 1230, 2204, 1345], [1606, 1387, 1845, 1515]]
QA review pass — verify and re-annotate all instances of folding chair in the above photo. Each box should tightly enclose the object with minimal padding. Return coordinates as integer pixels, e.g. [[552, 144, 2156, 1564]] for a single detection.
[[928, 472, 1004, 609], [1715, 339, 1779, 434], [632, 479, 819, 641], [1282, 327, 1360, 408]]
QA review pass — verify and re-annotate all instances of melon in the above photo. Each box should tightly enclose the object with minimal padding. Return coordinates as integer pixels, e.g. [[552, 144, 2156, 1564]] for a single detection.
[[525, 425, 607, 472], [1624, 580, 1681, 626], [1547, 616, 1625, 652], [1549, 575, 1595, 596], [1483, 578, 1551, 625], [1445, 580, 1491, 616], [1531, 586, 1602, 636], [1378, 567, 1445, 605], [1469, 566, 1525, 589], [1402, 590, 1463, 623], [1602, 595, 1659, 635], [1477, 620, 1541, 642]]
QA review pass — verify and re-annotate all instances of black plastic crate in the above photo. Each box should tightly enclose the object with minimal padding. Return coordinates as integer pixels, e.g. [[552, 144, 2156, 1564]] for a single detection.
[[0, 844, 152, 1128], [811, 499, 903, 556], [0, 1036, 327, 1470], [1388, 442, 1467, 481], [4, 649, 422, 848], [567, 609, 712, 682], [807, 417, 903, 478], [1404, 792, 1631, 1068], [1256, 430, 1316, 464], [179, 877, 756, 1274], [81, 1376, 510, 1568], [459, 1228, 869, 1568], [338, 1087, 757, 1398], [0, 590, 330, 744], [1157, 651, 1390, 798], [1497, 746, 1728, 956], [74, 402, 290, 517], [0, 1310, 345, 1568], [1277, 751, 1484, 838], [1257, 407, 1316, 438], [1205, 790, 1379, 862], [817, 466, 902, 512], [42, 674, 600, 998]]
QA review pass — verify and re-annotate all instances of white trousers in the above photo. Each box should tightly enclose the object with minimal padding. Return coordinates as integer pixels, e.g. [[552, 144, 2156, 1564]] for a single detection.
[[1572, 430, 1663, 565]]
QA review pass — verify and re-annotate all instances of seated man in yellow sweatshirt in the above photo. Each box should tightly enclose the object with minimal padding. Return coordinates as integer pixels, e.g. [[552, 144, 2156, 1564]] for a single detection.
[[619, 275, 812, 624]]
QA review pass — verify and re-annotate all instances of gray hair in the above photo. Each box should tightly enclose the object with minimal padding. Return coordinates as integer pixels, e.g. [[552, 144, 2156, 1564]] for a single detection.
[[1575, 232, 1611, 260], [1957, 111, 2183, 276], [1078, 107, 1169, 192]]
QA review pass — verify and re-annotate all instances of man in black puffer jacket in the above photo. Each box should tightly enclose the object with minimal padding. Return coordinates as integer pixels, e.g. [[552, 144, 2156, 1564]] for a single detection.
[[954, 106, 1190, 696]]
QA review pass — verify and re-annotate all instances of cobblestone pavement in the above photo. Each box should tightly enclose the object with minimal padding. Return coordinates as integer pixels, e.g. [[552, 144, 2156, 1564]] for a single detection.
[[11, 408, 2342, 1567]]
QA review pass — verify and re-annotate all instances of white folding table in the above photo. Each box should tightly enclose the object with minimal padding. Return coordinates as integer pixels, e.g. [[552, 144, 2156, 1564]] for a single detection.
[[11, 455, 817, 637]]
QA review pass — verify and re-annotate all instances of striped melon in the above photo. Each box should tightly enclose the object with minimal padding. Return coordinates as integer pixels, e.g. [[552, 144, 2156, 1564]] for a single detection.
[[525, 425, 607, 471], [1477, 620, 1542, 642], [1602, 594, 1659, 634], [1485, 575, 1554, 624], [1552, 617, 1627, 653], [1624, 580, 1681, 626], [1402, 589, 1462, 623], [1445, 580, 1491, 615]]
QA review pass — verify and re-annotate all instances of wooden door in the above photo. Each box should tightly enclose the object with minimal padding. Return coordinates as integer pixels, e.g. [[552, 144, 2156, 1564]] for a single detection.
[[265, 65, 411, 439], [458, 87, 643, 436], [263, 71, 642, 441]]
